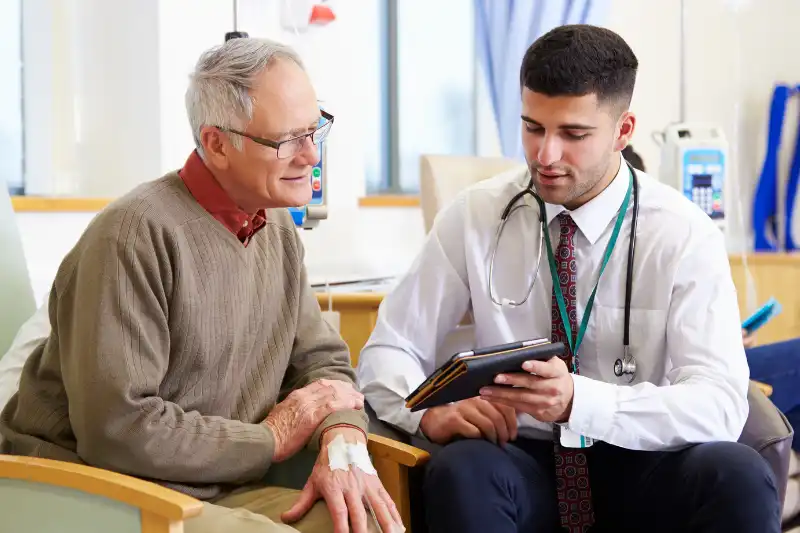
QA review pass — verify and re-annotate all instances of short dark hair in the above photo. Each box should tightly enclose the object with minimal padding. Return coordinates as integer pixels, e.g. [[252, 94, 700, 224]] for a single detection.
[[622, 145, 645, 172], [520, 24, 638, 112]]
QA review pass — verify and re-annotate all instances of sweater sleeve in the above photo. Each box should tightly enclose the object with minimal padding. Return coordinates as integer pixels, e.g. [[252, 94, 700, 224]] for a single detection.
[[57, 213, 275, 485], [279, 235, 368, 450]]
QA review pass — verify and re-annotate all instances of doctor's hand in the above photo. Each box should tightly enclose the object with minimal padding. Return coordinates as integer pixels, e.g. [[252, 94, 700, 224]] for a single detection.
[[742, 329, 756, 349], [479, 356, 574, 424], [419, 397, 518, 446]]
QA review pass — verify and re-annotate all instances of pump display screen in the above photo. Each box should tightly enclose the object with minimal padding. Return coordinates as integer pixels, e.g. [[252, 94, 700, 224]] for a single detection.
[[682, 149, 725, 220], [687, 153, 721, 165], [691, 174, 713, 188]]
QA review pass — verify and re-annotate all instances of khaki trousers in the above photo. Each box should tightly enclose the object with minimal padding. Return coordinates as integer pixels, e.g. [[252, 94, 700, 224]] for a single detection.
[[184, 485, 380, 533]]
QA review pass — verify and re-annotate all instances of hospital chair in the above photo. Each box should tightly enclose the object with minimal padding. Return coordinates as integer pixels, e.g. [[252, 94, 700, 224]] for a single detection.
[[419, 154, 524, 234], [0, 184, 429, 532], [0, 184, 36, 356], [363, 154, 795, 531]]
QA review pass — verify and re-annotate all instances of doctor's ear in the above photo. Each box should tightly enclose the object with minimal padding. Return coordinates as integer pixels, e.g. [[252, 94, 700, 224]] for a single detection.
[[613, 111, 636, 152]]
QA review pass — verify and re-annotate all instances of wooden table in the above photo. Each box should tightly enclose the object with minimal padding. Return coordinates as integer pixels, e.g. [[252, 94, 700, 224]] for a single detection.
[[729, 253, 800, 346]]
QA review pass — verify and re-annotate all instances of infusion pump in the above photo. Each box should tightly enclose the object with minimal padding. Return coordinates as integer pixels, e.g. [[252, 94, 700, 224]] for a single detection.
[[288, 140, 328, 230], [656, 122, 729, 231]]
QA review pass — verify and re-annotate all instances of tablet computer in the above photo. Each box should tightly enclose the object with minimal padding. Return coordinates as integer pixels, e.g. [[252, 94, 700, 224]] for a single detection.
[[404, 338, 566, 412]]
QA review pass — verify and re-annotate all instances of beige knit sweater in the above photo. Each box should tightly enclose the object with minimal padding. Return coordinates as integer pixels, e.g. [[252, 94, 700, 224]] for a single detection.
[[0, 173, 367, 500]]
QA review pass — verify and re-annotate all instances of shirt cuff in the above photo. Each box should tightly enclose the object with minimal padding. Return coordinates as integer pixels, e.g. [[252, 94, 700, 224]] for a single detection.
[[567, 374, 617, 441], [308, 409, 369, 451], [412, 412, 431, 441]]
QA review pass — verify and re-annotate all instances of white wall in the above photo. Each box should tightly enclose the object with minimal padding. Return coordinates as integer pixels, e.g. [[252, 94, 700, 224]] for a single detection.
[[23, 0, 163, 196], [606, 0, 800, 252], [0, 0, 23, 191], [15, 0, 800, 303]]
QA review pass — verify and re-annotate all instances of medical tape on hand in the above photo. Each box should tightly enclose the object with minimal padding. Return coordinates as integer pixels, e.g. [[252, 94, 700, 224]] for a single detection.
[[326, 434, 378, 476], [346, 441, 377, 476], [327, 434, 351, 472]]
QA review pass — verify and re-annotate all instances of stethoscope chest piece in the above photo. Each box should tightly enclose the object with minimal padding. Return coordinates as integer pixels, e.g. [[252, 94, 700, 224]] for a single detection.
[[614, 346, 636, 383]]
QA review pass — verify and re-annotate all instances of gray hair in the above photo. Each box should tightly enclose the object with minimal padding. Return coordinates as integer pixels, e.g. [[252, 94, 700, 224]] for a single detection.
[[185, 38, 305, 158]]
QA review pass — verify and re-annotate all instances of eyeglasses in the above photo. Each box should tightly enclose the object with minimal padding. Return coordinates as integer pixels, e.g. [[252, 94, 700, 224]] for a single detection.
[[219, 110, 334, 159]]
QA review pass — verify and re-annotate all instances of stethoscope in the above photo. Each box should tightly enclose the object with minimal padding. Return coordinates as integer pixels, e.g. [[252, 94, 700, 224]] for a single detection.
[[488, 160, 640, 383]]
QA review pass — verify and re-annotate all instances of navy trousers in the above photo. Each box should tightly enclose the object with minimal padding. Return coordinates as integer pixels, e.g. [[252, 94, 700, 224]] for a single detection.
[[746, 337, 800, 452], [423, 438, 780, 533]]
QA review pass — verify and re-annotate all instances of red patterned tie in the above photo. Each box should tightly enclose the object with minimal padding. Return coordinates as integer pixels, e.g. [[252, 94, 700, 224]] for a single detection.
[[550, 213, 595, 531]]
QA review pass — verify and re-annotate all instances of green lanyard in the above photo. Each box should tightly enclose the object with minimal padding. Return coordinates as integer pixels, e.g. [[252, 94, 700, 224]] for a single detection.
[[539, 171, 633, 370]]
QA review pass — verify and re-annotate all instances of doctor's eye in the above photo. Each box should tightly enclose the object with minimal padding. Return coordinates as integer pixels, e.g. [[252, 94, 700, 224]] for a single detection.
[[565, 132, 589, 141], [524, 125, 544, 135]]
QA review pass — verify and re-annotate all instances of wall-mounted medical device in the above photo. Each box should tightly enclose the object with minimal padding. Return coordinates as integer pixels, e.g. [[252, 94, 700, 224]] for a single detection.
[[656, 123, 729, 231], [288, 141, 328, 229]]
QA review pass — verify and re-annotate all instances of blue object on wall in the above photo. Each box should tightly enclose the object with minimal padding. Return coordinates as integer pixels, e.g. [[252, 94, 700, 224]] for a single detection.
[[474, 0, 610, 161], [783, 85, 800, 250], [287, 109, 327, 229], [752, 85, 796, 251]]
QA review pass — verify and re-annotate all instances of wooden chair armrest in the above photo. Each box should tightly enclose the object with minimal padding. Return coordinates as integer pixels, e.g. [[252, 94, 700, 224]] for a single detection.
[[367, 433, 430, 467], [753, 380, 773, 398], [0, 454, 203, 522], [367, 434, 429, 531]]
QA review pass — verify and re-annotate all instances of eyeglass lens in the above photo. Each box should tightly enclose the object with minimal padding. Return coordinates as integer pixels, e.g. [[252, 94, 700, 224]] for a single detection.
[[277, 120, 332, 159]]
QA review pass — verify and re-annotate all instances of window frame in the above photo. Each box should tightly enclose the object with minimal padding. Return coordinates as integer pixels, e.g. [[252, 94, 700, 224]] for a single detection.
[[372, 0, 478, 195]]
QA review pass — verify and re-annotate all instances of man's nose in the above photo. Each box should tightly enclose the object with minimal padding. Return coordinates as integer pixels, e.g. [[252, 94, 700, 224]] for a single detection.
[[536, 136, 562, 167]]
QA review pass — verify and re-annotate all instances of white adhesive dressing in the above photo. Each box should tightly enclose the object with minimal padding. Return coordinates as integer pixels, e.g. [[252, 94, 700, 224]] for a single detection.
[[346, 441, 378, 476], [327, 433, 350, 472]]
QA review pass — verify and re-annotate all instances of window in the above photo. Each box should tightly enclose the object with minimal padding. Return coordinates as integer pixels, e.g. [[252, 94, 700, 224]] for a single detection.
[[1, 0, 24, 195], [366, 0, 477, 194]]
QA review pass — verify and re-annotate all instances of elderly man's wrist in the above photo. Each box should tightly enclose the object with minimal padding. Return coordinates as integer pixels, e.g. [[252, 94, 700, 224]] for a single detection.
[[320, 423, 367, 445]]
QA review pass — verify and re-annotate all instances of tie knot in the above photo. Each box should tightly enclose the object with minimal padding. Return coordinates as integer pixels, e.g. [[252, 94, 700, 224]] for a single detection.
[[557, 212, 577, 236]]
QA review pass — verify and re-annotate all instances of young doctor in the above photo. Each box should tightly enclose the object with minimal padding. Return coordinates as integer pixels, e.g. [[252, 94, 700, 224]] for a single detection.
[[357, 24, 780, 533]]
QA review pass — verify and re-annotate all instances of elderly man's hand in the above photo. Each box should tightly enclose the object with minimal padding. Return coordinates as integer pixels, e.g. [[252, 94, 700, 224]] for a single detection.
[[282, 427, 405, 533], [264, 379, 364, 463]]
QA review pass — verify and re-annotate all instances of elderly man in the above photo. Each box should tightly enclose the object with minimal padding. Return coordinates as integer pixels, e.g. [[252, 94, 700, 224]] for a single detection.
[[0, 38, 400, 533]]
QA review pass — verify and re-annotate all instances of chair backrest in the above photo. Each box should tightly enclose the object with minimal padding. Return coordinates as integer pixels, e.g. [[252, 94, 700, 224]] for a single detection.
[[0, 477, 143, 533], [419, 154, 523, 234], [0, 454, 203, 532], [0, 187, 36, 358]]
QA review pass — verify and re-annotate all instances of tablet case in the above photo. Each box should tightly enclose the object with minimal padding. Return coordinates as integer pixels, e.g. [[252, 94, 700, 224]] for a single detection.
[[405, 339, 566, 412], [742, 297, 782, 333]]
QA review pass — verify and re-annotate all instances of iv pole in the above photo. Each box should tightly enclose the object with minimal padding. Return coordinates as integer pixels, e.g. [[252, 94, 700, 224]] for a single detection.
[[679, 0, 687, 122], [225, 0, 249, 41]]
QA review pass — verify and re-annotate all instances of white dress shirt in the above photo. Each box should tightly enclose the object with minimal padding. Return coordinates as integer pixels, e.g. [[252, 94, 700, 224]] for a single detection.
[[357, 154, 750, 451]]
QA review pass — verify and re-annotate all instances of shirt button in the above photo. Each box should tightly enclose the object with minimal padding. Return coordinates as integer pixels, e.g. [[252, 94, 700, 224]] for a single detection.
[[243, 220, 249, 227]]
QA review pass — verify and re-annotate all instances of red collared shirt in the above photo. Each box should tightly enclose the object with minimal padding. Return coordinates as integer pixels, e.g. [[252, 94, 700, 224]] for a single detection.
[[179, 151, 266, 246]]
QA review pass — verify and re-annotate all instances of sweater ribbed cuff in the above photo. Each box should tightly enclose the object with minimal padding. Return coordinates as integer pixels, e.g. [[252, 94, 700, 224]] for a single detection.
[[309, 409, 369, 451], [253, 423, 278, 479]]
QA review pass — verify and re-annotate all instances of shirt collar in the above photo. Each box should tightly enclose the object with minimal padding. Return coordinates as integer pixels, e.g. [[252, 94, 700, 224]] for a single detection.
[[543, 153, 631, 244], [178, 150, 267, 245]]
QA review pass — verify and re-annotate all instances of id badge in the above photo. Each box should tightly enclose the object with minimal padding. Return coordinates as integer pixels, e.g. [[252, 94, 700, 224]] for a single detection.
[[559, 426, 594, 448]]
